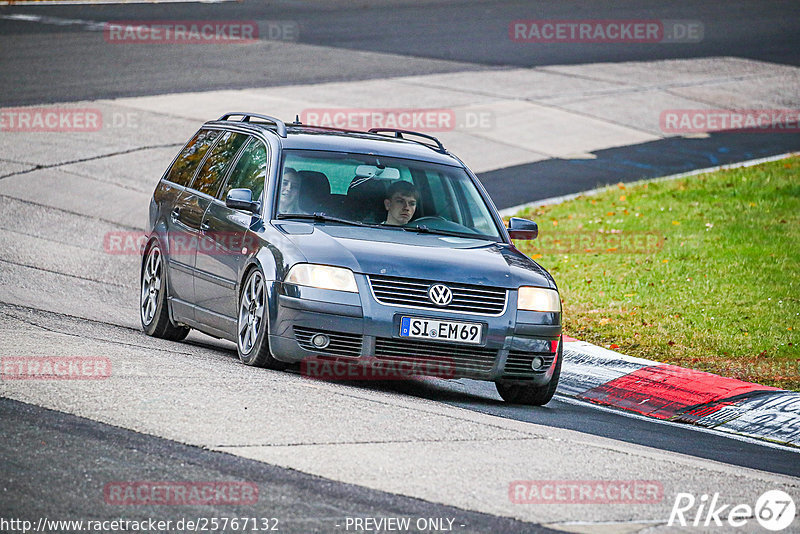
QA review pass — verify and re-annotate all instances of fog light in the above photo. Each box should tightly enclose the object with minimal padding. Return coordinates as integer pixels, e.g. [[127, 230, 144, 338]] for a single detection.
[[531, 356, 545, 371], [311, 333, 330, 349]]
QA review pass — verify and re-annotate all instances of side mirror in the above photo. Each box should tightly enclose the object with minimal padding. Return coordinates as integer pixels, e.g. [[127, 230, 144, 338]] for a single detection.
[[508, 217, 538, 240], [225, 188, 260, 213]]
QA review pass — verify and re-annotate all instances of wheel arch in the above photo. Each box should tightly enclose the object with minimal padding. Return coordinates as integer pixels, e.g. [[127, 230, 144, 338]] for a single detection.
[[236, 255, 289, 367], [140, 231, 178, 325], [239, 256, 274, 297]]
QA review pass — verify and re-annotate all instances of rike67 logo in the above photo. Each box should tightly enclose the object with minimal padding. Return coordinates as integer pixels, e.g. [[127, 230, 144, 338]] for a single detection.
[[669, 490, 796, 531]]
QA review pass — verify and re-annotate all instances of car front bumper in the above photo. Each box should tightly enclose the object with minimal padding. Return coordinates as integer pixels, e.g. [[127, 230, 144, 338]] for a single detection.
[[267, 277, 562, 384]]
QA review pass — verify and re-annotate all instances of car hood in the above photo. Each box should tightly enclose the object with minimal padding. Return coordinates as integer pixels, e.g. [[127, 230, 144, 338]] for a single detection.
[[274, 222, 555, 289]]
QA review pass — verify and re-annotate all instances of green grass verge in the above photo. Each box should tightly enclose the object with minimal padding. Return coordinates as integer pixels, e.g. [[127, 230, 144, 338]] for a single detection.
[[514, 156, 800, 390]]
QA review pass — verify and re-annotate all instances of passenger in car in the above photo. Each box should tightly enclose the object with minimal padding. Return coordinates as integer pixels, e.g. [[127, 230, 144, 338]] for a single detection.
[[383, 181, 419, 226], [280, 167, 301, 213]]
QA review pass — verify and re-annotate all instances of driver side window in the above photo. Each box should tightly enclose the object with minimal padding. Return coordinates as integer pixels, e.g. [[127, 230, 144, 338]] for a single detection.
[[219, 138, 268, 202], [421, 169, 459, 222]]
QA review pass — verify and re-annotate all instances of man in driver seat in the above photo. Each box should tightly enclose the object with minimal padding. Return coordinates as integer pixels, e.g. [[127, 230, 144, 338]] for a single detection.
[[383, 180, 419, 226]]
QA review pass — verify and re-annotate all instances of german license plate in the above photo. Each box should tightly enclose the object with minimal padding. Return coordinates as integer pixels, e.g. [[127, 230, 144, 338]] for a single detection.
[[399, 316, 482, 344]]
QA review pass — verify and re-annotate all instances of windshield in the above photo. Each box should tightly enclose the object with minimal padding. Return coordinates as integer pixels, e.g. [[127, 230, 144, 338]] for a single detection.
[[276, 149, 502, 240]]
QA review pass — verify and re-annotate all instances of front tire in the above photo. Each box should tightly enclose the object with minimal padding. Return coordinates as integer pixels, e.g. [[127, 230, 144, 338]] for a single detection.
[[140, 242, 190, 341], [495, 338, 562, 406], [236, 269, 286, 370]]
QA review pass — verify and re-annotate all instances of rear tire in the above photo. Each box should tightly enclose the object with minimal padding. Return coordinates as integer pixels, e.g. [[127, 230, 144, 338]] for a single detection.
[[140, 242, 190, 341], [236, 268, 286, 370], [495, 338, 562, 406]]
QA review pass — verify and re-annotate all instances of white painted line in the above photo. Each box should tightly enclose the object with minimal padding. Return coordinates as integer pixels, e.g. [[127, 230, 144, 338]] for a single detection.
[[565, 339, 658, 366], [548, 519, 665, 527], [554, 394, 800, 452], [499, 151, 800, 217], [544, 519, 666, 534], [1, 14, 106, 31]]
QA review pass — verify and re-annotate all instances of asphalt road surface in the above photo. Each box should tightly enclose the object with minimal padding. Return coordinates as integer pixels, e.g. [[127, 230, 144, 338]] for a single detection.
[[0, 397, 556, 533], [1, 300, 798, 532], [1, 0, 799, 105]]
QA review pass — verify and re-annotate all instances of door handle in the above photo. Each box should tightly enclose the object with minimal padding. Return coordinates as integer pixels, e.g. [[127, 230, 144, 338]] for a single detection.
[[200, 221, 210, 232], [171, 207, 180, 221]]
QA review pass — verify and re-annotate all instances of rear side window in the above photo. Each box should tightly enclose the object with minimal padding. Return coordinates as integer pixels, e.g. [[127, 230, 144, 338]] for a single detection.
[[191, 131, 249, 197], [165, 129, 220, 187], [219, 138, 268, 201]]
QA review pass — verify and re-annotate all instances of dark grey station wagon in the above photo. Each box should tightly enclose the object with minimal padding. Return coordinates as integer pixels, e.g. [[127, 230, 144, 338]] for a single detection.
[[141, 112, 563, 405]]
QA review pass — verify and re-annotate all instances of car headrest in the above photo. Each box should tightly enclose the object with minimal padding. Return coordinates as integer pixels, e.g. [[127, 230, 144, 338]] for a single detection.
[[297, 170, 331, 212], [346, 177, 388, 223], [298, 171, 331, 195]]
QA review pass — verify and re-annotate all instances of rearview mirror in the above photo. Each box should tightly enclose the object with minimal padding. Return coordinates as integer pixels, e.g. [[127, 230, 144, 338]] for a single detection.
[[225, 188, 259, 213], [354, 165, 401, 180], [508, 217, 538, 240]]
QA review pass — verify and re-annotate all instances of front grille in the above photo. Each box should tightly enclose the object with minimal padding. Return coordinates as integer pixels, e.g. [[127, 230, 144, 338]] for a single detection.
[[294, 327, 363, 358], [503, 351, 556, 379], [368, 275, 507, 315], [374, 337, 497, 377]]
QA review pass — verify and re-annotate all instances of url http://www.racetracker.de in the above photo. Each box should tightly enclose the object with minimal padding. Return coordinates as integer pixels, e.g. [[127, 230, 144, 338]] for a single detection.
[[0, 516, 281, 532]]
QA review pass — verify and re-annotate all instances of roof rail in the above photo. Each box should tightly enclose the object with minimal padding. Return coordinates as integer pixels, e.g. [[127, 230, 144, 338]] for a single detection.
[[367, 128, 446, 153], [218, 112, 287, 137], [289, 123, 367, 135]]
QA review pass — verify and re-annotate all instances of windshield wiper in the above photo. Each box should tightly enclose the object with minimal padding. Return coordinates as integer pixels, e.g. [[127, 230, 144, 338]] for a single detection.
[[276, 212, 375, 228], [401, 224, 486, 239]]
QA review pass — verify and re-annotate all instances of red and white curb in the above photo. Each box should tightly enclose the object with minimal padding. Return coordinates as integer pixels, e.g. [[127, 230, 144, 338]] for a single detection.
[[559, 337, 800, 448]]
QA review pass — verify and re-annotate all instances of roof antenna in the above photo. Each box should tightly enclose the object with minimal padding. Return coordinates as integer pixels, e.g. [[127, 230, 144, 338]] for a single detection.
[[294, 114, 302, 125]]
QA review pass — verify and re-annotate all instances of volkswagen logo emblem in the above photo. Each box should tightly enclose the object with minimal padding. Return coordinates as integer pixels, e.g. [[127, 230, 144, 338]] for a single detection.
[[428, 284, 453, 306]]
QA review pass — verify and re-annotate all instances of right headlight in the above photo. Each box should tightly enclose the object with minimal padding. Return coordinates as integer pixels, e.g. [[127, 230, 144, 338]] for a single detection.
[[518, 287, 561, 312], [284, 263, 358, 293]]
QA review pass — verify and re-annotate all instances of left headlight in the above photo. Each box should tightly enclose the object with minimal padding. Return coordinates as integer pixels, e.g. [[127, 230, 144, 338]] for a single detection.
[[518, 287, 561, 312], [284, 263, 358, 293]]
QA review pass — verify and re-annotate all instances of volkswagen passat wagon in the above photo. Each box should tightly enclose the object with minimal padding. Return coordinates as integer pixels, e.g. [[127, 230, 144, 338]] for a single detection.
[[141, 112, 563, 405]]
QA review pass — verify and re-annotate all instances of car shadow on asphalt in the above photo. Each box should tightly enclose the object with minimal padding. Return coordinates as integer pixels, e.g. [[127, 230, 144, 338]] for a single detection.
[[283, 364, 511, 407], [183, 337, 800, 476]]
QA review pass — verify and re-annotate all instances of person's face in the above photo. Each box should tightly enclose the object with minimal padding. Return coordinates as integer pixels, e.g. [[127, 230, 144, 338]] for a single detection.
[[280, 171, 299, 209], [384, 193, 417, 225]]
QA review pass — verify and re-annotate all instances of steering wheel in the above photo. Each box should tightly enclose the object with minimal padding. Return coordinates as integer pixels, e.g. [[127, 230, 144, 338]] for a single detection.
[[413, 216, 447, 223]]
